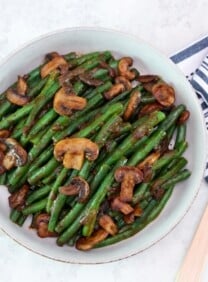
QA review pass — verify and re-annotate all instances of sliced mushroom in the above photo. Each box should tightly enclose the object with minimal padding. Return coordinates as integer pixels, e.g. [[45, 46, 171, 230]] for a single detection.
[[138, 102, 163, 117], [118, 57, 136, 80], [54, 137, 99, 170], [152, 82, 175, 107], [45, 51, 60, 61], [137, 151, 161, 170], [111, 197, 134, 215], [34, 213, 57, 238], [79, 73, 103, 86], [0, 150, 6, 175], [59, 67, 85, 83], [8, 184, 29, 210], [104, 83, 125, 100], [17, 76, 28, 95], [142, 81, 156, 93], [98, 214, 118, 235], [123, 204, 143, 224], [3, 138, 27, 170], [40, 56, 68, 78], [59, 176, 90, 203], [0, 142, 7, 152], [123, 89, 141, 121], [114, 166, 143, 202], [53, 88, 87, 116], [177, 110, 190, 125], [76, 229, 108, 251], [0, 130, 10, 139], [115, 76, 132, 91], [6, 88, 29, 106], [137, 75, 159, 83]]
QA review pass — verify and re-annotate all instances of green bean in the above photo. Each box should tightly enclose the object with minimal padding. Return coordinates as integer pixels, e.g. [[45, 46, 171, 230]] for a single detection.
[[46, 168, 69, 213], [56, 158, 127, 245], [22, 198, 47, 215], [48, 170, 79, 232], [28, 158, 59, 185], [26, 185, 51, 205]]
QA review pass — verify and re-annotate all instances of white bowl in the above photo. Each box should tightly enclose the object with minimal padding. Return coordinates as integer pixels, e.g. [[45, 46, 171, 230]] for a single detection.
[[0, 28, 206, 264]]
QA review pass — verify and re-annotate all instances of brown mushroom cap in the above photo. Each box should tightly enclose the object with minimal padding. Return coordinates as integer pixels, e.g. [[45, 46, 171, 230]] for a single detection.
[[34, 213, 57, 238], [75, 229, 108, 251], [79, 73, 104, 86], [3, 138, 27, 170], [17, 76, 28, 95], [104, 83, 125, 100], [137, 151, 161, 170], [8, 184, 29, 210], [98, 214, 118, 235], [53, 88, 87, 116], [59, 176, 90, 203], [54, 137, 99, 170], [152, 82, 175, 107], [118, 57, 136, 80], [138, 102, 164, 117], [114, 166, 143, 202], [40, 56, 68, 78], [124, 204, 143, 224], [115, 76, 132, 91], [137, 74, 159, 83], [111, 197, 134, 214], [0, 130, 10, 139], [123, 89, 141, 121], [177, 110, 190, 125], [6, 89, 29, 106]]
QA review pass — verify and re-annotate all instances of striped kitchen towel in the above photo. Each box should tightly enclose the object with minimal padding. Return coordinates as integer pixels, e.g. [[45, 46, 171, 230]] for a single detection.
[[170, 36, 208, 181]]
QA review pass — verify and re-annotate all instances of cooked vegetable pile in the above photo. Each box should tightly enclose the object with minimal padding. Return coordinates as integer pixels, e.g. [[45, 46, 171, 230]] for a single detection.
[[0, 51, 191, 250]]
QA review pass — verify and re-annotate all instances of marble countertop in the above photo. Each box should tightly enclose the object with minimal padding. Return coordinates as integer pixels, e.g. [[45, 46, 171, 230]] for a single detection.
[[0, 0, 208, 281]]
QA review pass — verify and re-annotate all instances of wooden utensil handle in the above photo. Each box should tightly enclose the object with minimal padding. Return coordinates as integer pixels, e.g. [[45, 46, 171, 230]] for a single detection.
[[177, 205, 208, 282]]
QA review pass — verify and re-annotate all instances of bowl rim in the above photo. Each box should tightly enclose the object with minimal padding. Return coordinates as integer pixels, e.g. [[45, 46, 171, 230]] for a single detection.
[[0, 26, 207, 264]]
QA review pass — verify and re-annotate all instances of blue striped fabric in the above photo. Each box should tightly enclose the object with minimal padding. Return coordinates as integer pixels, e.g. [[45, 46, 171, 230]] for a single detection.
[[170, 36, 208, 181]]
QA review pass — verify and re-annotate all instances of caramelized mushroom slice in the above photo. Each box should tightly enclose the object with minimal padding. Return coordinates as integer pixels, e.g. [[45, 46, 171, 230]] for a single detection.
[[115, 76, 132, 91], [111, 197, 134, 215], [45, 51, 60, 61], [53, 88, 87, 116], [177, 110, 190, 125], [8, 184, 29, 210], [137, 75, 159, 83], [79, 73, 103, 86], [114, 166, 143, 202], [0, 130, 10, 139], [54, 137, 99, 170], [3, 138, 27, 170], [98, 214, 118, 235], [124, 204, 143, 224], [40, 56, 68, 78], [138, 102, 163, 117], [0, 150, 6, 175], [104, 83, 125, 100], [123, 89, 141, 121], [6, 89, 29, 106], [59, 176, 90, 202], [137, 151, 161, 170], [17, 76, 28, 95], [152, 82, 175, 107], [35, 213, 57, 238], [118, 57, 136, 80], [76, 229, 108, 251]]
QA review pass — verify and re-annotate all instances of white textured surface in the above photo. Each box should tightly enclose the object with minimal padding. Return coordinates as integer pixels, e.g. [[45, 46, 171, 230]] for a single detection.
[[0, 0, 208, 281]]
